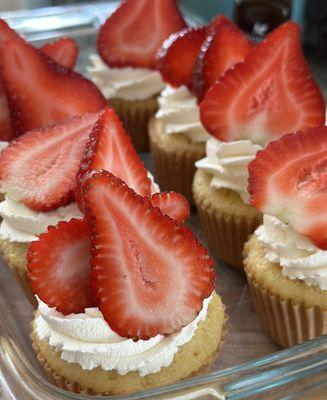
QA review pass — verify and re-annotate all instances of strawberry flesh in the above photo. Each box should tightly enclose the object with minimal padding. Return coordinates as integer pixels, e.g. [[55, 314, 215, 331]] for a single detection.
[[98, 0, 186, 69], [41, 37, 78, 69], [0, 112, 100, 211], [84, 171, 215, 339], [147, 191, 190, 223], [248, 126, 327, 249], [200, 22, 325, 145], [28, 219, 95, 314], [156, 26, 207, 90], [76, 107, 152, 210]]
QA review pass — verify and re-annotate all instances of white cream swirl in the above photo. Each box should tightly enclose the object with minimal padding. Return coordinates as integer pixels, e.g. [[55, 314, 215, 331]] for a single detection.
[[155, 85, 211, 143], [88, 55, 165, 101], [35, 294, 213, 376], [0, 141, 9, 152], [0, 197, 83, 243], [195, 138, 262, 203], [256, 215, 327, 290]]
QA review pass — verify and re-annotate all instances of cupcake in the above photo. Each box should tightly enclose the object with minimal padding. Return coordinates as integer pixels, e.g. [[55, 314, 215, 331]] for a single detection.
[[194, 21, 325, 269], [90, 0, 186, 152], [244, 127, 327, 347], [29, 171, 226, 395], [150, 17, 252, 204]]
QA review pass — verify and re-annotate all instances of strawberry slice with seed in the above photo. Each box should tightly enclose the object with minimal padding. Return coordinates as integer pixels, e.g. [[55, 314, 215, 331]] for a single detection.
[[248, 126, 327, 249], [200, 22, 325, 145], [84, 171, 215, 339], [28, 219, 95, 314], [2, 39, 105, 136], [40, 37, 78, 69], [156, 26, 207, 90], [147, 191, 190, 223], [76, 107, 152, 210], [98, 0, 186, 69], [0, 112, 100, 211]]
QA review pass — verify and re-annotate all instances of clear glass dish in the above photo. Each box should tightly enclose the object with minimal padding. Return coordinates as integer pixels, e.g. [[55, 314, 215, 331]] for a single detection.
[[0, 2, 326, 399]]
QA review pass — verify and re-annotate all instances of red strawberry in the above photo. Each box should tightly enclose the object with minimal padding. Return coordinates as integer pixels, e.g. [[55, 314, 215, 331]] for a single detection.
[[28, 219, 95, 314], [98, 0, 186, 69], [2, 39, 106, 136], [156, 26, 207, 90], [40, 37, 78, 69], [0, 112, 100, 211], [193, 23, 253, 99], [84, 171, 215, 339], [248, 126, 327, 249], [147, 191, 190, 223], [76, 107, 152, 210], [200, 22, 325, 145]]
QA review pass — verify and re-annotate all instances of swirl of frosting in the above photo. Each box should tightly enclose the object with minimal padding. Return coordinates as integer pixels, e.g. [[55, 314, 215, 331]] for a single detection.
[[195, 138, 262, 203], [256, 215, 327, 290], [35, 294, 213, 376], [88, 55, 165, 101], [155, 85, 211, 143]]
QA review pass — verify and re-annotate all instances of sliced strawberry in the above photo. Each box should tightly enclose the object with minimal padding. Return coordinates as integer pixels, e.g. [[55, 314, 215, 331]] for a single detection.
[[2, 39, 105, 136], [193, 23, 253, 100], [147, 191, 190, 223], [248, 126, 327, 249], [0, 112, 100, 211], [84, 171, 215, 339], [156, 26, 207, 90], [28, 219, 95, 314], [200, 22, 325, 145], [40, 37, 78, 69], [76, 107, 152, 210], [98, 0, 186, 69]]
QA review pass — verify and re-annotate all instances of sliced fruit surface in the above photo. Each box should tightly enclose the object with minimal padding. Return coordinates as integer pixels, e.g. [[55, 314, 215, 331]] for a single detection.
[[76, 107, 152, 209], [156, 26, 207, 90], [147, 191, 190, 223], [28, 218, 95, 314], [200, 22, 325, 145], [41, 37, 78, 69], [0, 112, 100, 211], [2, 39, 105, 135], [248, 126, 327, 249], [98, 0, 186, 68], [84, 171, 215, 339]]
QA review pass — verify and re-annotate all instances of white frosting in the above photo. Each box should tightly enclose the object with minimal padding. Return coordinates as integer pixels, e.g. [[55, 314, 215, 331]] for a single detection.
[[0, 197, 82, 243], [88, 55, 165, 101], [256, 215, 327, 290], [195, 138, 262, 203], [35, 294, 213, 376], [0, 141, 9, 152], [155, 85, 211, 143]]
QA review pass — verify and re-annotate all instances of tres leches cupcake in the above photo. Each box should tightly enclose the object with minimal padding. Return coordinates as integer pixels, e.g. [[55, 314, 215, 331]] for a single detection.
[[29, 170, 226, 396], [90, 0, 186, 152], [244, 127, 327, 347], [194, 21, 325, 269], [150, 16, 253, 204]]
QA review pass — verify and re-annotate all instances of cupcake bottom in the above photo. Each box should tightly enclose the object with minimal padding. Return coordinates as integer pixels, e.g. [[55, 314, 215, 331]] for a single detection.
[[0, 238, 36, 306], [108, 96, 159, 152], [149, 118, 205, 205], [193, 170, 262, 269], [244, 234, 327, 348], [32, 293, 226, 396]]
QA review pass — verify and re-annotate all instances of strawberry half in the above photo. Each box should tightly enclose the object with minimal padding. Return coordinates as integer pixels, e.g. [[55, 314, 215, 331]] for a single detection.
[[76, 107, 152, 210], [40, 37, 78, 69], [0, 112, 100, 211], [28, 219, 95, 314], [147, 191, 190, 223], [98, 0, 186, 69], [248, 126, 327, 249], [156, 26, 207, 90], [84, 171, 215, 339], [193, 22, 253, 100], [200, 22, 325, 145], [2, 39, 106, 136]]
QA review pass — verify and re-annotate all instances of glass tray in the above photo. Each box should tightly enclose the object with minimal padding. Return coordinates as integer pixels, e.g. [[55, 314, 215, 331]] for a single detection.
[[0, 2, 326, 399]]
